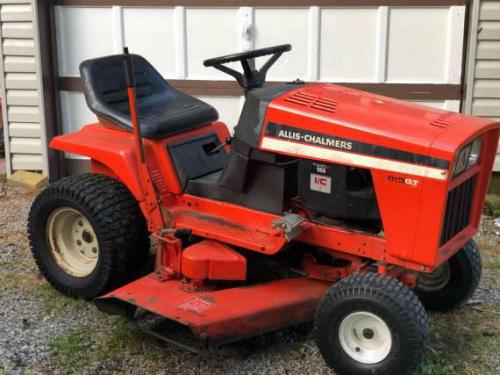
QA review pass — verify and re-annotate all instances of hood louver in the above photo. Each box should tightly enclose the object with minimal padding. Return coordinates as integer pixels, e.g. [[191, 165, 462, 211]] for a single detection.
[[285, 91, 337, 114], [430, 113, 455, 129]]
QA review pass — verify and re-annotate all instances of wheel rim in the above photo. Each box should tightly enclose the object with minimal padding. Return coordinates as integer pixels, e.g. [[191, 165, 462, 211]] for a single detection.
[[338, 311, 392, 364], [418, 263, 451, 292], [46, 207, 99, 277]]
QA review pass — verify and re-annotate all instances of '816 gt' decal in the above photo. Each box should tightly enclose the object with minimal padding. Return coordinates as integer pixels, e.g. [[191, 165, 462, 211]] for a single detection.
[[387, 175, 420, 187]]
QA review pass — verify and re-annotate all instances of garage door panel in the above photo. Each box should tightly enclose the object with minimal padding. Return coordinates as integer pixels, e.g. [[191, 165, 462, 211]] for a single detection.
[[254, 8, 309, 81], [49, 4, 466, 143], [60, 91, 97, 134], [185, 8, 240, 80], [387, 8, 449, 83], [197, 96, 243, 131], [123, 7, 177, 78], [56, 7, 115, 76], [319, 8, 379, 82]]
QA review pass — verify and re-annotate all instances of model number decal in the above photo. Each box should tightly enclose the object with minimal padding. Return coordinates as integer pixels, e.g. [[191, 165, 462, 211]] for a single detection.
[[387, 175, 420, 187]]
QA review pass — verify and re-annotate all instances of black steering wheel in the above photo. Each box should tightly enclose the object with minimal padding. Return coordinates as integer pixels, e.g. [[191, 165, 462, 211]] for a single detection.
[[203, 44, 291, 91]]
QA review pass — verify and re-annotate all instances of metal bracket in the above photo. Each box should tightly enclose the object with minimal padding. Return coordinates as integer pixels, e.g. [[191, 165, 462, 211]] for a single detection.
[[272, 213, 307, 241]]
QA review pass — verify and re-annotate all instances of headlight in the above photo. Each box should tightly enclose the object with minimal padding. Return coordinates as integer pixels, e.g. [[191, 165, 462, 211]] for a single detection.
[[453, 138, 482, 177], [467, 138, 482, 167]]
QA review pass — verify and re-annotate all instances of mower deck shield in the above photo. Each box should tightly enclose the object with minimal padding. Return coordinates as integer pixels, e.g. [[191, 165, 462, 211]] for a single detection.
[[97, 276, 329, 345]]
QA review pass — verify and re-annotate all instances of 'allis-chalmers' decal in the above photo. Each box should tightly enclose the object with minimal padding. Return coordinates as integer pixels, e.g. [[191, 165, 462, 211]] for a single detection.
[[264, 122, 449, 169], [275, 128, 353, 151], [262, 122, 450, 181]]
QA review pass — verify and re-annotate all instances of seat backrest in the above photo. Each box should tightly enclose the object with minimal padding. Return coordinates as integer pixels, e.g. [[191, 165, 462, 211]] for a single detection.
[[79, 54, 170, 126]]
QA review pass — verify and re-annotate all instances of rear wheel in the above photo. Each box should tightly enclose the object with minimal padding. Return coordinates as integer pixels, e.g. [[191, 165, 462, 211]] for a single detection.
[[28, 173, 150, 299], [415, 240, 481, 311], [314, 273, 428, 375]]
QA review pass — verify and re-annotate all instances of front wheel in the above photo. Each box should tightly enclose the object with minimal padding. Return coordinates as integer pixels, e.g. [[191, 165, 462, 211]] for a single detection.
[[314, 273, 428, 375], [415, 240, 482, 311]]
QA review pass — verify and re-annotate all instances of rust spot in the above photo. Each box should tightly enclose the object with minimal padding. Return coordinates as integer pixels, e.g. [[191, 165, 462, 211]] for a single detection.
[[176, 296, 215, 315], [147, 297, 159, 304], [181, 210, 247, 231]]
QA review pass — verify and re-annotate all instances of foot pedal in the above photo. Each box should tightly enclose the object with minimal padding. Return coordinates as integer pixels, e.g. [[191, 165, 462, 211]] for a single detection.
[[272, 213, 306, 241]]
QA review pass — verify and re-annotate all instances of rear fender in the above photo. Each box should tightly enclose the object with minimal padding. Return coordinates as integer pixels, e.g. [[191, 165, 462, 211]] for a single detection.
[[50, 124, 144, 201]]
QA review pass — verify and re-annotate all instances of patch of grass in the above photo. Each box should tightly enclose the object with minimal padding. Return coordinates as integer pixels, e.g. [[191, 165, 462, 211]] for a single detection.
[[49, 328, 95, 370], [475, 240, 500, 272], [419, 361, 458, 375], [38, 283, 87, 315], [0, 271, 41, 298], [485, 194, 500, 212], [98, 319, 144, 359], [47, 318, 159, 374], [418, 308, 500, 375], [485, 194, 500, 217]]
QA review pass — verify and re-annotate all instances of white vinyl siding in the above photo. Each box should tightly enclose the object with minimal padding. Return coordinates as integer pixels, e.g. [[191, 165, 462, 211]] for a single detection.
[[0, 0, 47, 175], [466, 0, 500, 171]]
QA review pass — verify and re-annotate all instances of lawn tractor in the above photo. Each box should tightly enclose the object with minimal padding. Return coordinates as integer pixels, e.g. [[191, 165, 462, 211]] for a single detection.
[[28, 44, 499, 374]]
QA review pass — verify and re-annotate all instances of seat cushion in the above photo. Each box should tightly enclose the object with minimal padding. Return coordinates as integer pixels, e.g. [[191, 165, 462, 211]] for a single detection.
[[80, 54, 219, 139]]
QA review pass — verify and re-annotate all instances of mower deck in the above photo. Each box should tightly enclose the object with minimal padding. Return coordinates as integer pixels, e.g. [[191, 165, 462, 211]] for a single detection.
[[97, 275, 329, 346]]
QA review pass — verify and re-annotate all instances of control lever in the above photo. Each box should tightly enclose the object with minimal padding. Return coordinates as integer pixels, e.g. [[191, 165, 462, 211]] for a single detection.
[[208, 137, 232, 155]]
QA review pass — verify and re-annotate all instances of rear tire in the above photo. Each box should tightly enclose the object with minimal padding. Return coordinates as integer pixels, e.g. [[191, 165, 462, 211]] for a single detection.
[[415, 240, 481, 311], [314, 273, 428, 375], [28, 173, 150, 299]]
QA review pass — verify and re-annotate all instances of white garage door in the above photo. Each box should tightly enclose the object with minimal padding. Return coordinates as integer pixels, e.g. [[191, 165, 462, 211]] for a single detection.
[[47, 1, 467, 168]]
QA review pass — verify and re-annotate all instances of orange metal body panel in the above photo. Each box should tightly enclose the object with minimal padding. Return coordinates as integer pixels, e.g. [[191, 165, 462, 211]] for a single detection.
[[182, 240, 247, 281], [50, 83, 500, 273]]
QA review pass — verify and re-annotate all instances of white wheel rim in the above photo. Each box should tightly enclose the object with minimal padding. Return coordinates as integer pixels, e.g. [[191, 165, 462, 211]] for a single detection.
[[46, 207, 99, 277], [338, 311, 392, 364]]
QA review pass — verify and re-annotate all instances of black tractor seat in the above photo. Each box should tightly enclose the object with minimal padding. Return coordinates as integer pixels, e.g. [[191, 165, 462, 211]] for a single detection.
[[80, 54, 219, 139]]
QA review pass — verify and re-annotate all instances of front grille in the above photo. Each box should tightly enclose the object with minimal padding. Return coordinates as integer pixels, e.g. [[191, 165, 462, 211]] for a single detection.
[[440, 175, 477, 245]]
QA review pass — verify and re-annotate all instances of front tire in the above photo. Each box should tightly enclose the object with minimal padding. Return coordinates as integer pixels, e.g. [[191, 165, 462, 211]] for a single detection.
[[415, 240, 481, 311], [314, 273, 428, 375], [28, 174, 150, 299]]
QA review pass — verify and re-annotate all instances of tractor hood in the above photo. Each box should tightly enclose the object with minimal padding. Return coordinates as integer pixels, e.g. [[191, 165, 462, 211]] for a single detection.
[[258, 83, 499, 180]]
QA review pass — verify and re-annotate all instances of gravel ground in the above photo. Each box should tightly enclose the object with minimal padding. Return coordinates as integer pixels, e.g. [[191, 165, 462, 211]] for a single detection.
[[0, 181, 498, 375]]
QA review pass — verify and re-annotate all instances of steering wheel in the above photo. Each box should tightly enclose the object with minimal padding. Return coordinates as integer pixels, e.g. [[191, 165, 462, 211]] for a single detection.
[[203, 44, 291, 91]]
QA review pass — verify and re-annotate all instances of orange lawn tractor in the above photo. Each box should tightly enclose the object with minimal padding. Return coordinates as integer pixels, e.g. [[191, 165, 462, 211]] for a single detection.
[[28, 45, 499, 374]]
